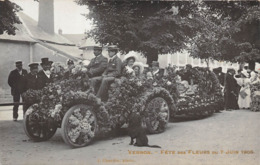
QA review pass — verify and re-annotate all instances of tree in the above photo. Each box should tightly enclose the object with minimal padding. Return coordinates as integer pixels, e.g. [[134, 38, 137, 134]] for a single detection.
[[190, 1, 260, 69], [76, 0, 205, 65], [0, 0, 22, 35]]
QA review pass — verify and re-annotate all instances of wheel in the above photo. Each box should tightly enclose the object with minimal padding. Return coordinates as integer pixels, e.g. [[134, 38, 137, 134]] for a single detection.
[[61, 104, 97, 148], [144, 97, 170, 134], [23, 106, 57, 142]]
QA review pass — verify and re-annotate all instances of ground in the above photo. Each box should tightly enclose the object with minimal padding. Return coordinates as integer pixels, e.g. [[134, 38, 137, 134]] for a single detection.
[[0, 106, 259, 165]]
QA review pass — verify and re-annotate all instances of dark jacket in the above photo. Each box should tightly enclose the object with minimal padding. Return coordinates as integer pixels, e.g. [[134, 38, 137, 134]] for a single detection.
[[26, 72, 39, 90], [87, 54, 108, 77], [37, 70, 53, 89], [224, 73, 239, 94], [147, 69, 164, 81], [103, 55, 122, 78], [217, 72, 225, 86], [8, 69, 28, 95]]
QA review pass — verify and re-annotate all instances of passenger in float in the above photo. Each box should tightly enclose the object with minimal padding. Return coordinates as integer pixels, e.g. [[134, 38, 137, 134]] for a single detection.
[[122, 54, 138, 78], [91, 46, 122, 101], [181, 64, 194, 85], [146, 61, 164, 80], [132, 62, 145, 78], [86, 46, 108, 78], [64, 59, 75, 78]]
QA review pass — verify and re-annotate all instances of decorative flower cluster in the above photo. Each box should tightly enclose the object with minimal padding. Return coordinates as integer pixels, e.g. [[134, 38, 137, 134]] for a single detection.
[[250, 82, 260, 112], [67, 109, 95, 143]]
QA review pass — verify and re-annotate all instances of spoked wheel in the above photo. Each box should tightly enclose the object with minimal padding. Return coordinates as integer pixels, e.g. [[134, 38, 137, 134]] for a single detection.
[[23, 106, 57, 142], [61, 104, 97, 148], [144, 97, 170, 134]]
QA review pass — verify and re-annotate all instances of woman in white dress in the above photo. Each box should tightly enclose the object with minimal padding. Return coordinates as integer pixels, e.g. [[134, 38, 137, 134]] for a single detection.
[[234, 70, 251, 109]]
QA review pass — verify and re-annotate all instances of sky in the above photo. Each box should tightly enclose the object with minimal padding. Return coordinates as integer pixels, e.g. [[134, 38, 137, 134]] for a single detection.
[[12, 0, 92, 34]]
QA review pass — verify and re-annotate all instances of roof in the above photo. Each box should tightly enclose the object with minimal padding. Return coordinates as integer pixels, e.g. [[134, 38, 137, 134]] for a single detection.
[[41, 42, 82, 60], [62, 34, 85, 45], [18, 12, 74, 45], [0, 22, 36, 43], [0, 12, 82, 59]]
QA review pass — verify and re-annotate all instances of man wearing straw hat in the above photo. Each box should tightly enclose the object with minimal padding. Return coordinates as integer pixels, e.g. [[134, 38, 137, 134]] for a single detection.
[[91, 46, 122, 101], [86, 46, 108, 78], [8, 61, 28, 121]]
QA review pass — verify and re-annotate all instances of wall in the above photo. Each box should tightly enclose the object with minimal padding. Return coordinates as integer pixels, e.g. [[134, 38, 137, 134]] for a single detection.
[[0, 41, 31, 89], [33, 43, 68, 65]]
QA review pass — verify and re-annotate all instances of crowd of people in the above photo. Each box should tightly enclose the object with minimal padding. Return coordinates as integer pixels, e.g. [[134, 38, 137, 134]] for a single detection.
[[213, 66, 260, 111], [7, 45, 260, 121]]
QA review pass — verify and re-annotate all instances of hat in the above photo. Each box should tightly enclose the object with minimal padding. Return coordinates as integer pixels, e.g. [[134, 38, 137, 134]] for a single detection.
[[133, 62, 144, 74], [15, 61, 22, 65], [123, 53, 138, 62], [107, 45, 119, 51], [28, 63, 39, 69], [67, 59, 74, 65], [93, 46, 102, 50], [241, 70, 249, 78], [41, 58, 51, 65], [151, 61, 159, 67]]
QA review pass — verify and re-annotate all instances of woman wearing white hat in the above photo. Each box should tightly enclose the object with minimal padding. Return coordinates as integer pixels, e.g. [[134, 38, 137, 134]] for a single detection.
[[122, 54, 138, 78], [132, 62, 145, 78], [234, 70, 251, 109]]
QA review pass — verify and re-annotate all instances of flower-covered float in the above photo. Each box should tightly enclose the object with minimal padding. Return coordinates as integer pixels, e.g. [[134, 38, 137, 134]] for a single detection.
[[174, 66, 224, 117], [22, 61, 174, 148]]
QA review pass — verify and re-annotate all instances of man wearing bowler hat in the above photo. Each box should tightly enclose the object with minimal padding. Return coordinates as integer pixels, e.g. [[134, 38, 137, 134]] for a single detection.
[[38, 58, 53, 89], [26, 63, 40, 90], [86, 46, 108, 78], [91, 46, 122, 101], [8, 61, 28, 121]]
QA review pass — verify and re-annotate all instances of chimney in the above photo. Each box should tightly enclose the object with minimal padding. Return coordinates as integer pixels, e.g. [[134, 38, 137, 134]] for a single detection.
[[58, 28, 62, 35], [38, 0, 55, 34]]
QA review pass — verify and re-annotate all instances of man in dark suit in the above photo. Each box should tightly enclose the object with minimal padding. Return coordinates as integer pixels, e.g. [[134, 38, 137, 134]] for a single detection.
[[213, 67, 225, 86], [86, 46, 108, 78], [24, 63, 40, 111], [38, 58, 53, 89], [224, 68, 239, 110], [146, 61, 164, 80], [91, 46, 122, 101], [8, 61, 28, 121], [26, 63, 39, 90]]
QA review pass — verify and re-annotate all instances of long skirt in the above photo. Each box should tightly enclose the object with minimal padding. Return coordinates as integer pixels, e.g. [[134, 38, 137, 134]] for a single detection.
[[224, 91, 239, 110], [238, 87, 251, 109]]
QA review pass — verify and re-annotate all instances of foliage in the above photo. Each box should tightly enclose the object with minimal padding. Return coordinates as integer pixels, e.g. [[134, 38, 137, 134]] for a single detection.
[[0, 0, 22, 35], [190, 1, 260, 63], [76, 0, 205, 64]]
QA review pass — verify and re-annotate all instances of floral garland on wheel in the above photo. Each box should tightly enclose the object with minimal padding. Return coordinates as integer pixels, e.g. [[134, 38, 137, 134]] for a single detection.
[[22, 62, 110, 130], [106, 77, 174, 130]]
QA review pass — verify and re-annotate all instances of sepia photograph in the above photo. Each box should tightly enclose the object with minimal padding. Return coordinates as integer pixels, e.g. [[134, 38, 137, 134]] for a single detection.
[[0, 0, 259, 164]]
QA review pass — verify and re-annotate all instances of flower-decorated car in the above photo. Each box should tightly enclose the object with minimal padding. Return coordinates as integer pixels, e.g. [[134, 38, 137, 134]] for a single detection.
[[22, 62, 175, 148]]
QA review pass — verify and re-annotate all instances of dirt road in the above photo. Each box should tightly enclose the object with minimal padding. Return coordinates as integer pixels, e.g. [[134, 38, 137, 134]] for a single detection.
[[0, 107, 259, 165]]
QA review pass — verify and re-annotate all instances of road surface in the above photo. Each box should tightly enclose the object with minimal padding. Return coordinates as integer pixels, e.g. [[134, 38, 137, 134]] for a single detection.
[[0, 107, 259, 165]]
